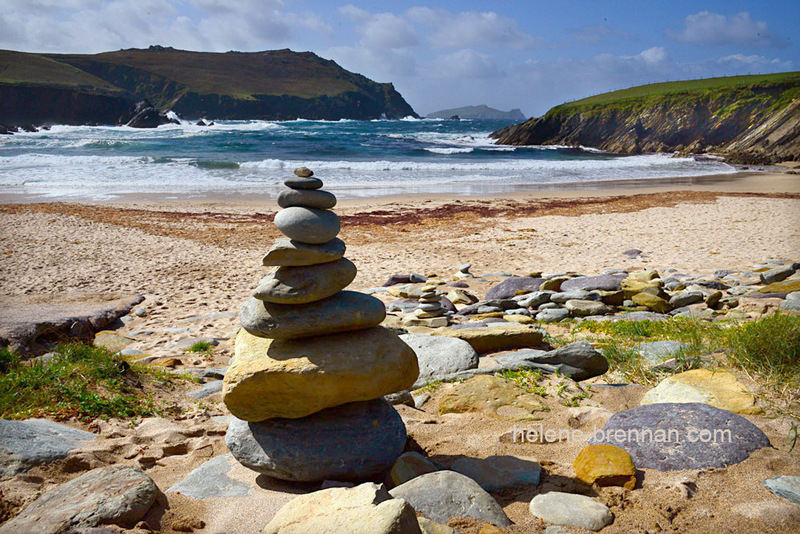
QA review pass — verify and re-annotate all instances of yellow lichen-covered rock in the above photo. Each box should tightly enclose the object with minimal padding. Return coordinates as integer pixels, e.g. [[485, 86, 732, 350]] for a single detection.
[[223, 327, 418, 422], [640, 368, 761, 414], [632, 292, 672, 313], [430, 323, 543, 354], [438, 375, 546, 420], [573, 444, 636, 490]]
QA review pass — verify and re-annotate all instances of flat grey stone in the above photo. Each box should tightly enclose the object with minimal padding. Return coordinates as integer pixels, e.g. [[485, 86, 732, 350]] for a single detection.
[[601, 311, 668, 322], [529, 491, 613, 531], [0, 292, 144, 356], [274, 206, 340, 244], [780, 300, 800, 312], [491, 349, 547, 367], [401, 334, 479, 388], [763, 476, 800, 505], [0, 419, 96, 476], [565, 299, 613, 317], [240, 291, 386, 339], [518, 341, 608, 381], [253, 258, 357, 305], [635, 340, 691, 363], [226, 399, 406, 482], [187, 380, 224, 399], [119, 348, 143, 356], [277, 188, 336, 209], [485, 277, 545, 300], [560, 274, 626, 292], [787, 292, 800, 301], [515, 291, 553, 308], [388, 298, 420, 314], [535, 308, 570, 323], [760, 265, 796, 285], [167, 454, 253, 499], [589, 403, 770, 470], [383, 390, 415, 407], [0, 466, 156, 534], [458, 299, 518, 315], [284, 176, 322, 189], [390, 471, 511, 527], [451, 455, 541, 491], [551, 290, 601, 303], [262, 237, 346, 267]]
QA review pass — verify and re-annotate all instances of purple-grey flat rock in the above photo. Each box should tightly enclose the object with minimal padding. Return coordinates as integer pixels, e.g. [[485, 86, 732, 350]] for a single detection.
[[560, 274, 626, 292], [589, 403, 770, 471], [0, 419, 96, 476], [485, 277, 545, 300], [0, 292, 144, 356], [225, 399, 406, 482]]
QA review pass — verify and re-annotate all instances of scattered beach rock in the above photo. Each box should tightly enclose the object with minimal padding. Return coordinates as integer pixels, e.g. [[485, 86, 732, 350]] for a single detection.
[[518, 341, 609, 381], [573, 444, 636, 489], [223, 327, 417, 421], [187, 380, 224, 400], [390, 452, 438, 486], [763, 476, 800, 506], [560, 274, 626, 292], [529, 491, 613, 531], [590, 403, 770, 470], [261, 237, 346, 267], [0, 418, 96, 476], [669, 291, 705, 308], [167, 453, 253, 499], [93, 330, 136, 352], [759, 264, 796, 285], [225, 399, 406, 482], [536, 308, 570, 322], [634, 340, 690, 363], [450, 455, 541, 491], [640, 369, 760, 414], [485, 276, 545, 300], [438, 375, 545, 420], [390, 471, 512, 527], [264, 482, 422, 534], [431, 323, 543, 353], [400, 334, 478, 388], [0, 466, 157, 534], [565, 299, 614, 317]]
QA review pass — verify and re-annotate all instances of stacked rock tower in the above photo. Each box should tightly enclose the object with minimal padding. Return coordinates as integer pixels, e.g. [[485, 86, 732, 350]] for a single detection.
[[222, 167, 419, 482]]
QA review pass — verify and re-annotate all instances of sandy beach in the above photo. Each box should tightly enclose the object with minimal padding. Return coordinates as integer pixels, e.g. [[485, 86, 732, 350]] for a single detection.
[[1, 168, 800, 533]]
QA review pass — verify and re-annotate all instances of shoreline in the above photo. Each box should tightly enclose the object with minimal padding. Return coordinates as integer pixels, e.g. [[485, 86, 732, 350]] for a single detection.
[[2, 169, 798, 209]]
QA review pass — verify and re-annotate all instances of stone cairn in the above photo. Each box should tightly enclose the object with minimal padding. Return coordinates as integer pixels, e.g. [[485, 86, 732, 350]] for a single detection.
[[222, 167, 419, 482]]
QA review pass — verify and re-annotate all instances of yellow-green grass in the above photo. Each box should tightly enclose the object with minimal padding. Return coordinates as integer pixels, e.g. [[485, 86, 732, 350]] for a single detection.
[[0, 49, 122, 92]]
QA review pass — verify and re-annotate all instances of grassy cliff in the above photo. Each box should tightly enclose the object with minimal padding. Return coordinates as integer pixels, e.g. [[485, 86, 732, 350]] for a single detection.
[[0, 46, 418, 126], [492, 72, 800, 163]]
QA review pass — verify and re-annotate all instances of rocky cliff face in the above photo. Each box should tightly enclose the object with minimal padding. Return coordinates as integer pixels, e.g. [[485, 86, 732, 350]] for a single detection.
[[492, 80, 800, 164]]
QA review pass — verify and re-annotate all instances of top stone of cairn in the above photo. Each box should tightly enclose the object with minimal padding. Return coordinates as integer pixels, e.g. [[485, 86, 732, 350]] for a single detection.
[[294, 166, 314, 178], [285, 167, 322, 190]]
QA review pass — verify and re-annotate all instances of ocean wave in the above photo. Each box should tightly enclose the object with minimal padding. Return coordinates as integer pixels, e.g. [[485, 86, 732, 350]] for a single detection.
[[424, 147, 475, 154]]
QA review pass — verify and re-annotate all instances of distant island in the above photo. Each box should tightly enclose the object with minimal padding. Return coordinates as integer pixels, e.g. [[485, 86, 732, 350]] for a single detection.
[[491, 72, 800, 164], [427, 105, 525, 121], [0, 46, 418, 131]]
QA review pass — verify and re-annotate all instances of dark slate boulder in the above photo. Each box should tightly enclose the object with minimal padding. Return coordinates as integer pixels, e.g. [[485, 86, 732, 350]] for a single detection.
[[0, 418, 96, 476], [485, 277, 545, 300], [589, 403, 770, 470]]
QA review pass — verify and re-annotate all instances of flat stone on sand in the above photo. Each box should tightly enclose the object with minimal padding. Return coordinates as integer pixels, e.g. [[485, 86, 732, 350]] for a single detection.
[[0, 292, 144, 355], [399, 334, 478, 389], [274, 206, 340, 244], [0, 418, 96, 476], [763, 476, 800, 506], [438, 375, 546, 420], [560, 274, 626, 292], [252, 257, 357, 304], [262, 237, 346, 267], [225, 399, 407, 482], [431, 323, 543, 353], [223, 327, 418, 421], [240, 291, 386, 339], [640, 369, 761, 414], [529, 491, 613, 531], [485, 277, 545, 300], [166, 453, 253, 499], [589, 402, 770, 470], [451, 455, 542, 491]]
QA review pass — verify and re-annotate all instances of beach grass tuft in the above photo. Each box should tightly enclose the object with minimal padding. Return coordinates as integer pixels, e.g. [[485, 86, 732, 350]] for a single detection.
[[186, 340, 215, 354], [0, 342, 190, 420]]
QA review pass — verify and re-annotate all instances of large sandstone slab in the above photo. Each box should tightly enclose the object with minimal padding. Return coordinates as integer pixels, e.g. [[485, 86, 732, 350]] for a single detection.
[[263, 483, 422, 534], [240, 291, 386, 339], [0, 466, 156, 534], [399, 334, 478, 389], [438, 375, 546, 420], [252, 258, 357, 304], [223, 327, 418, 421], [640, 369, 761, 414], [225, 399, 407, 482], [0, 292, 144, 355], [431, 323, 544, 353]]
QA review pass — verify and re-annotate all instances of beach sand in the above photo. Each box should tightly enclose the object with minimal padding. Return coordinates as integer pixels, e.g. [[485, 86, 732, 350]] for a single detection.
[[1, 169, 799, 532]]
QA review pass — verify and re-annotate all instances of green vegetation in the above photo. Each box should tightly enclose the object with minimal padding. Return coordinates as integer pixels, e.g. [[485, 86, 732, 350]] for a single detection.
[[560, 71, 800, 110], [0, 50, 121, 91], [499, 368, 548, 396], [0, 343, 189, 420], [186, 341, 215, 354], [725, 314, 800, 385]]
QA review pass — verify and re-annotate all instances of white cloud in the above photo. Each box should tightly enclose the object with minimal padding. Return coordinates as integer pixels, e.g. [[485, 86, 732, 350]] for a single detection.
[[717, 54, 793, 70], [668, 11, 784, 47], [419, 10, 540, 50], [431, 49, 502, 79], [354, 12, 418, 50]]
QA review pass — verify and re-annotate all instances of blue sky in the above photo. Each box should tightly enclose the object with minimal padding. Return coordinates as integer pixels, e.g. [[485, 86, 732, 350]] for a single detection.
[[1, 1, 797, 116]]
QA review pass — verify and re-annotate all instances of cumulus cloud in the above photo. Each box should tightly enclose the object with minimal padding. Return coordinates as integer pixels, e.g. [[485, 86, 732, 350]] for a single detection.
[[668, 11, 785, 47], [339, 7, 418, 50], [409, 9, 540, 50], [717, 54, 793, 70], [431, 49, 502, 79]]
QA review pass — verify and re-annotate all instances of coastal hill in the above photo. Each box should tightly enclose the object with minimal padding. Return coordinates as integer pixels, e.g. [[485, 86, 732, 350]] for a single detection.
[[491, 72, 800, 164], [0, 46, 418, 128], [427, 105, 525, 121]]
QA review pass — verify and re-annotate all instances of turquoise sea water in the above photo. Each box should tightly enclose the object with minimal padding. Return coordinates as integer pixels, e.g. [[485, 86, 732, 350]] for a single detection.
[[0, 118, 737, 202]]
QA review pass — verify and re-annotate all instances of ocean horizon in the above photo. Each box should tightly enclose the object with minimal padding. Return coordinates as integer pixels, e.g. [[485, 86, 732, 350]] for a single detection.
[[0, 117, 739, 203]]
